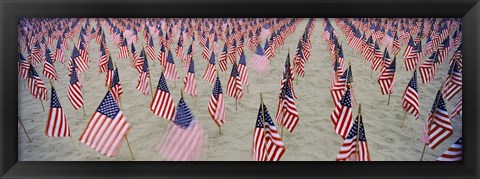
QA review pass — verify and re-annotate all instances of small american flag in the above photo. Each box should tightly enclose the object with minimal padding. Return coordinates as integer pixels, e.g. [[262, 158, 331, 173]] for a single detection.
[[279, 53, 296, 99], [237, 51, 249, 87], [130, 43, 139, 67], [264, 40, 273, 60], [118, 38, 129, 59], [336, 115, 370, 161], [252, 102, 285, 161], [371, 42, 383, 71], [402, 70, 420, 119], [378, 57, 396, 95], [105, 56, 114, 87], [18, 53, 30, 79], [158, 44, 167, 67], [67, 60, 84, 110], [422, 90, 453, 149], [330, 69, 349, 106], [150, 72, 176, 120], [419, 51, 440, 84], [442, 61, 462, 101], [42, 48, 58, 80], [227, 63, 243, 100], [136, 53, 150, 96], [275, 74, 299, 133], [28, 63, 48, 101], [202, 38, 210, 60], [183, 43, 193, 70], [146, 36, 156, 61], [98, 43, 108, 74], [249, 44, 270, 73], [218, 43, 228, 72], [208, 76, 226, 127], [69, 47, 89, 73], [164, 51, 179, 82], [392, 32, 401, 55], [331, 85, 353, 139], [79, 91, 131, 157], [203, 52, 217, 84], [156, 97, 205, 161], [450, 96, 462, 119], [228, 40, 237, 63], [175, 34, 184, 61], [404, 37, 419, 72], [54, 38, 65, 64], [46, 86, 71, 137], [183, 58, 198, 98], [109, 67, 123, 104], [437, 137, 462, 161]]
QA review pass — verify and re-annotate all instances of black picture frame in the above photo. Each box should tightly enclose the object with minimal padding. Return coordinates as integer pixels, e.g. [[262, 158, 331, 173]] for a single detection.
[[1, 0, 479, 178]]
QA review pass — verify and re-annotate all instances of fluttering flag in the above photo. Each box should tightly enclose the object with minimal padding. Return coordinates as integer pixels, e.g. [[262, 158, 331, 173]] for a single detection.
[[421, 90, 453, 149], [437, 137, 462, 161], [183, 58, 198, 98], [336, 114, 370, 161], [252, 101, 285, 161], [402, 70, 420, 119], [249, 44, 270, 73], [208, 76, 226, 127], [46, 86, 71, 137], [203, 52, 217, 84], [150, 72, 176, 120]]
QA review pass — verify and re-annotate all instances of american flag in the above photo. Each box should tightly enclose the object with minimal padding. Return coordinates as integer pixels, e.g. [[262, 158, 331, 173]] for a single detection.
[[69, 47, 88, 73], [67, 60, 84, 110], [330, 68, 349, 106], [443, 61, 462, 101], [404, 37, 419, 72], [279, 53, 296, 99], [330, 85, 353, 139], [437, 37, 450, 63], [164, 51, 179, 82], [252, 102, 285, 161], [392, 32, 401, 55], [275, 73, 299, 133], [175, 35, 184, 61], [98, 43, 108, 74], [424, 35, 434, 56], [237, 51, 249, 87], [78, 35, 90, 64], [54, 38, 65, 64], [105, 56, 114, 87], [79, 90, 131, 157], [130, 43, 140, 67], [203, 52, 217, 84], [249, 44, 270, 73], [212, 33, 219, 54], [336, 115, 370, 161], [46, 86, 71, 137], [419, 51, 440, 84], [422, 90, 453, 149], [218, 43, 228, 72], [202, 38, 210, 60], [146, 36, 156, 61], [42, 48, 58, 80], [402, 70, 420, 119], [28, 63, 48, 100], [381, 29, 394, 50], [118, 38, 129, 59], [371, 42, 383, 71], [227, 63, 243, 100], [18, 53, 30, 79], [450, 96, 462, 119], [237, 35, 245, 55], [136, 53, 150, 96], [403, 36, 415, 59], [437, 137, 462, 161], [348, 29, 363, 53], [183, 43, 193, 70], [150, 72, 176, 120], [30, 43, 43, 66], [134, 49, 146, 73], [362, 36, 375, 62], [264, 40, 273, 60], [450, 45, 462, 71], [183, 58, 198, 98], [229, 40, 238, 63], [378, 57, 396, 95], [208, 76, 226, 127], [158, 44, 167, 67], [156, 97, 205, 161], [109, 67, 123, 105]]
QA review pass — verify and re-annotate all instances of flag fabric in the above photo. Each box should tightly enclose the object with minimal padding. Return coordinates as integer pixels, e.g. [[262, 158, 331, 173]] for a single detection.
[[252, 102, 286, 161], [226, 63, 243, 100], [442, 61, 462, 101], [249, 44, 270, 73], [42, 48, 58, 80], [146, 36, 156, 61], [118, 38, 129, 59], [136, 53, 150, 96], [164, 51, 179, 81], [150, 72, 176, 120], [336, 115, 370, 161], [78, 91, 131, 157], [156, 97, 205, 161], [437, 137, 462, 161], [404, 37, 419, 72], [378, 57, 396, 95], [158, 44, 168, 67], [203, 52, 217, 84], [134, 49, 146, 73], [18, 53, 30, 79], [202, 39, 210, 60], [183, 58, 198, 98], [46, 86, 71, 137], [70, 47, 89, 73], [98, 44, 109, 74], [54, 38, 65, 64], [208, 76, 226, 127], [402, 70, 420, 119], [275, 75, 299, 133], [450, 97, 462, 119], [279, 53, 296, 99], [109, 67, 123, 104], [28, 63, 48, 100], [105, 56, 114, 87], [422, 90, 453, 149], [237, 51, 250, 87], [67, 60, 84, 110], [330, 85, 353, 139], [219, 43, 228, 72], [419, 51, 440, 84]]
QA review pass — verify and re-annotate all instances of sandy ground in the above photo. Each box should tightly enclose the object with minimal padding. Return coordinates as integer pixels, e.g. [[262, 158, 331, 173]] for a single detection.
[[18, 18, 462, 161]]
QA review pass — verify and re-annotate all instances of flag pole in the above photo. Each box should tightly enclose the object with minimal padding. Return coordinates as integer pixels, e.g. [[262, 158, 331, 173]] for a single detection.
[[70, 136, 76, 150], [401, 110, 407, 128], [420, 81, 445, 161], [356, 103, 362, 160], [82, 106, 86, 116], [260, 92, 268, 161], [124, 135, 135, 160], [18, 116, 32, 143], [40, 99, 45, 111]]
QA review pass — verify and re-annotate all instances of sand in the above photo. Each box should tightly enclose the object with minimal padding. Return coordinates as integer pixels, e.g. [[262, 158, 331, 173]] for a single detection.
[[18, 18, 462, 161]]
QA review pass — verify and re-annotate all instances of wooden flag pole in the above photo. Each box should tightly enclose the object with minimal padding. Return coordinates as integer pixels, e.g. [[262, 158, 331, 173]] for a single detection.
[[235, 98, 238, 111], [420, 81, 445, 161], [356, 103, 362, 160], [70, 136, 76, 150], [149, 74, 154, 99], [18, 116, 32, 143], [124, 135, 135, 160], [40, 99, 45, 111], [82, 106, 86, 116], [401, 110, 407, 128], [260, 92, 268, 161], [387, 93, 391, 105]]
